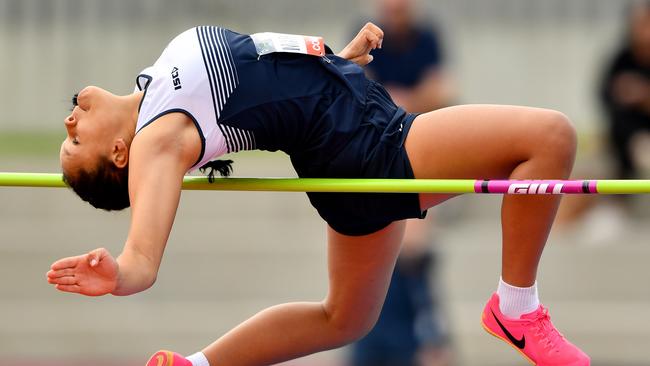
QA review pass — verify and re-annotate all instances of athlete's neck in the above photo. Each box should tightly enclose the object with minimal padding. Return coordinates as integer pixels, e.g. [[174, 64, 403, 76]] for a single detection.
[[118, 91, 144, 147]]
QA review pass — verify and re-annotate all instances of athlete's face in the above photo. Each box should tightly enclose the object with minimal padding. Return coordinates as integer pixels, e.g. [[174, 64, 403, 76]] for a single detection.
[[60, 86, 123, 178]]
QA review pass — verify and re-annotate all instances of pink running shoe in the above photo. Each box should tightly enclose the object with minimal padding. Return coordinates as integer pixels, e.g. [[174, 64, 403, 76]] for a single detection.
[[146, 350, 192, 366], [481, 293, 590, 366]]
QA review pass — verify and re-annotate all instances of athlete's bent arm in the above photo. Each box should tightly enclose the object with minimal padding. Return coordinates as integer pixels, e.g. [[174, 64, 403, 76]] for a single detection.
[[47, 113, 199, 297], [113, 117, 191, 295]]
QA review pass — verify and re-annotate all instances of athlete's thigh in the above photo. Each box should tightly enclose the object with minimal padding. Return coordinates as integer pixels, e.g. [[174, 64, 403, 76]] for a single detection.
[[404, 104, 570, 208], [324, 221, 406, 322]]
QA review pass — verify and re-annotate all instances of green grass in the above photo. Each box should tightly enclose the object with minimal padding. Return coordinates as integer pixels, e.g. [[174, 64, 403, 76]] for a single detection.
[[0, 131, 64, 157]]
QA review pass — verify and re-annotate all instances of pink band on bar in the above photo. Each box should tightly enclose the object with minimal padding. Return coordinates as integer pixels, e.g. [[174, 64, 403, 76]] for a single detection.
[[473, 180, 597, 194]]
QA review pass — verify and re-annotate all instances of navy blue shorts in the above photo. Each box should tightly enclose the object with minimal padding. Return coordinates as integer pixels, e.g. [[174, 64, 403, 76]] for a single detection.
[[291, 80, 426, 236]]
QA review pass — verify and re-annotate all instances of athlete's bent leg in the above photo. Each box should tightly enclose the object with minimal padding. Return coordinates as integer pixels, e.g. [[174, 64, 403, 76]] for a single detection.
[[199, 222, 405, 366], [405, 104, 589, 365], [406, 104, 576, 286]]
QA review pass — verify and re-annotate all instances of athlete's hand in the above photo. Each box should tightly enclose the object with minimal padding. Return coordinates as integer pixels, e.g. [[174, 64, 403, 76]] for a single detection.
[[338, 22, 384, 66], [47, 247, 118, 296]]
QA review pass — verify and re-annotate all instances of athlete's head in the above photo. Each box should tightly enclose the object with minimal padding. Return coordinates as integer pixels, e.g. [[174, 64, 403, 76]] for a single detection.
[[60, 86, 137, 210]]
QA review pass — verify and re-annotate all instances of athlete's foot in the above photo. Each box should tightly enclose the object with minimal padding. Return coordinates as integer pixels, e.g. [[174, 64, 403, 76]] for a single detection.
[[481, 293, 590, 366], [146, 350, 192, 366]]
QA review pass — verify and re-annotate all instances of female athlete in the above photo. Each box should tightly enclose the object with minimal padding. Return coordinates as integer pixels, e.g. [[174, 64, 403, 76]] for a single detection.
[[47, 23, 589, 366]]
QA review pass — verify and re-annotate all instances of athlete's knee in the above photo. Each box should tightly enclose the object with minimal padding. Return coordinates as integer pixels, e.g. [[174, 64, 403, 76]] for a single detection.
[[319, 301, 380, 347], [534, 109, 577, 163]]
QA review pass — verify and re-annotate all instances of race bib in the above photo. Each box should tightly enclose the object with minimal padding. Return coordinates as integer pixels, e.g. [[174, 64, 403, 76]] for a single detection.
[[250, 32, 325, 57]]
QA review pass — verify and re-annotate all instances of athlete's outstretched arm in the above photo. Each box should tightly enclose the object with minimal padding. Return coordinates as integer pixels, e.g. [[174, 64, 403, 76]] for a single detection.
[[338, 22, 384, 66], [47, 113, 199, 296]]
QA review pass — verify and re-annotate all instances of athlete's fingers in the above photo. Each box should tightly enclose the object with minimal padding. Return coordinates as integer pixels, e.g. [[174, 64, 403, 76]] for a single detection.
[[55, 284, 82, 294], [50, 256, 82, 270], [87, 247, 109, 267], [356, 54, 374, 66], [363, 22, 384, 45], [47, 268, 76, 279], [339, 25, 381, 65], [48, 276, 77, 286], [362, 29, 381, 50], [362, 22, 383, 36]]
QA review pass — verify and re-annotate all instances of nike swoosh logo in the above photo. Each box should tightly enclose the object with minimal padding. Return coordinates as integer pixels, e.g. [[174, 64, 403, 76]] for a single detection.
[[491, 309, 526, 349]]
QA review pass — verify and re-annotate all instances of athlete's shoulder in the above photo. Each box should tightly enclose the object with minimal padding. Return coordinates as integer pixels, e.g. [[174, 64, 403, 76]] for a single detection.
[[172, 26, 247, 42], [159, 26, 241, 54]]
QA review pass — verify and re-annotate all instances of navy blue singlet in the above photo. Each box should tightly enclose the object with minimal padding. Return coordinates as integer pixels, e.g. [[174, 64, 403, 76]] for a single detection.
[[136, 26, 425, 235]]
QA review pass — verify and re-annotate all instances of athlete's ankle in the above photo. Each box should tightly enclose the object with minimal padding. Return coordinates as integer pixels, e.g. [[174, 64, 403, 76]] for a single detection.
[[187, 351, 210, 366], [496, 276, 539, 319]]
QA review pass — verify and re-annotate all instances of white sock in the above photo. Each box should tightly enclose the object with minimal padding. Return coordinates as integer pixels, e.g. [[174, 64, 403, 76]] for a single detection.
[[496, 277, 539, 319], [186, 352, 210, 366]]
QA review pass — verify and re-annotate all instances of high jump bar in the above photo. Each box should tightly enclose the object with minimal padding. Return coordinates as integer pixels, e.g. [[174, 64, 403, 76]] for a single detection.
[[1, 172, 650, 194]]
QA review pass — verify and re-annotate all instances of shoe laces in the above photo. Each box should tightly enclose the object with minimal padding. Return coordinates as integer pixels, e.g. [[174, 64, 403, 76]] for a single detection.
[[528, 306, 565, 351]]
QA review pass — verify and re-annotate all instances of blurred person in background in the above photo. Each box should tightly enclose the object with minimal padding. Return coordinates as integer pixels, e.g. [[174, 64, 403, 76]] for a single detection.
[[557, 1, 650, 238], [364, 0, 453, 113], [349, 1, 454, 365], [350, 221, 453, 366], [600, 0, 650, 184]]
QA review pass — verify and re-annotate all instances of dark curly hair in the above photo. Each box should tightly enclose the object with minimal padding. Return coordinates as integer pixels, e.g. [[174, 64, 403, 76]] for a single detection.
[[62, 156, 130, 211]]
